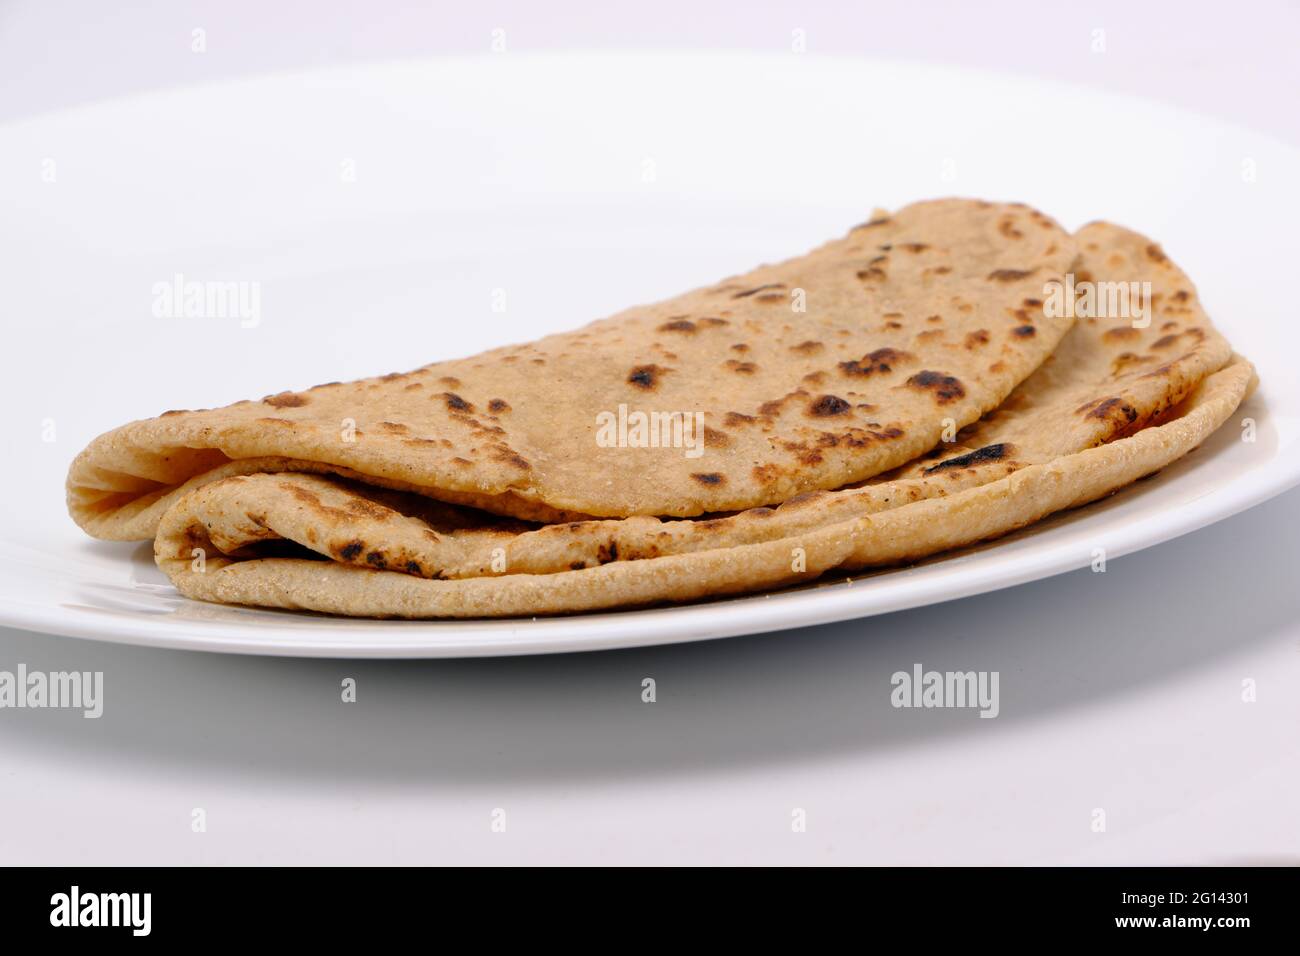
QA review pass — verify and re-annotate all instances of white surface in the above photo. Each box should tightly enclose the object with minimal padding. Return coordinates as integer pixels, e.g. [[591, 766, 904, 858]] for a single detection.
[[3, 490, 1298, 865], [2, 8, 1298, 864], [3, 0, 1298, 148], [1, 54, 1297, 656]]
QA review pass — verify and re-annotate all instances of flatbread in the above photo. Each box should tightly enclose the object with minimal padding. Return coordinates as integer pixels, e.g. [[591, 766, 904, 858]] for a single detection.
[[145, 222, 1233, 579], [153, 357, 1255, 617], [69, 198, 1076, 532]]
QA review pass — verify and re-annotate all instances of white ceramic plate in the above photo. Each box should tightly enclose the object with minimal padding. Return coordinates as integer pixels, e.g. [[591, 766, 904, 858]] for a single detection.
[[2, 53, 1298, 657]]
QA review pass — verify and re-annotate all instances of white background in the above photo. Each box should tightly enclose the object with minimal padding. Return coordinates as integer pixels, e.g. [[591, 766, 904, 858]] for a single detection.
[[2, 0, 1298, 864]]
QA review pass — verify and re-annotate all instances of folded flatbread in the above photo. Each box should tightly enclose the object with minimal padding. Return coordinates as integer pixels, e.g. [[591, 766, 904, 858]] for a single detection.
[[67, 202, 1252, 620], [68, 198, 1076, 533]]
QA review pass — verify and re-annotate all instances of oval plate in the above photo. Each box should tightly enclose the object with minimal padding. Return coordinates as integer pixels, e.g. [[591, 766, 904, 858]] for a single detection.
[[1, 53, 1297, 656]]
